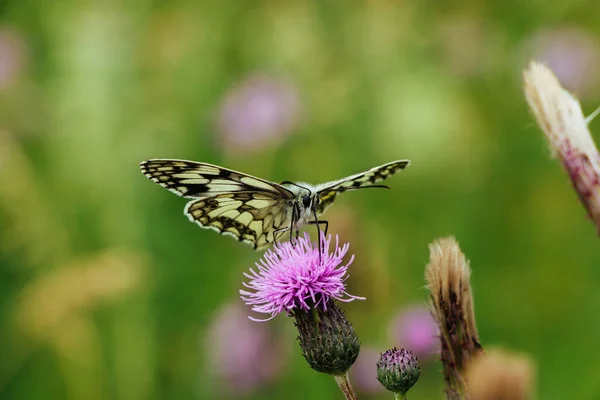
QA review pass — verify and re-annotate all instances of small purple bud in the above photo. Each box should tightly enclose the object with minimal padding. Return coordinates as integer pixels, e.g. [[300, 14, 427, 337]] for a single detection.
[[376, 348, 421, 396]]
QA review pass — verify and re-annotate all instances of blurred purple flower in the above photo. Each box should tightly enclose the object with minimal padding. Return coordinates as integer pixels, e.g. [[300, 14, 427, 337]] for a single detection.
[[438, 17, 486, 78], [216, 74, 301, 155], [240, 233, 364, 321], [0, 28, 27, 90], [389, 305, 440, 361], [204, 302, 286, 395], [524, 28, 600, 98], [349, 346, 386, 395]]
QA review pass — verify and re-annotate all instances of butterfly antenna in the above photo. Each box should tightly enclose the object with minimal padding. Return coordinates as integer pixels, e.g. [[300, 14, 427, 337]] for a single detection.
[[343, 184, 391, 191]]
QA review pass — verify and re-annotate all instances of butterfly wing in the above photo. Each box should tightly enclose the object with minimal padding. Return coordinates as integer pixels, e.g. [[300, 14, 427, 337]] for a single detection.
[[315, 160, 410, 215], [140, 159, 295, 249], [140, 159, 294, 199], [184, 192, 291, 250]]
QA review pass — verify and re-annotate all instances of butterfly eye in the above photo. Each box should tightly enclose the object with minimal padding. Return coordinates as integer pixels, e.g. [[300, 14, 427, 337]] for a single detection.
[[302, 195, 311, 208]]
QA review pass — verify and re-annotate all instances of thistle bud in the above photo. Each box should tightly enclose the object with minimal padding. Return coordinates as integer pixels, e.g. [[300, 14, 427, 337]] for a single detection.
[[293, 301, 360, 375], [376, 348, 421, 397]]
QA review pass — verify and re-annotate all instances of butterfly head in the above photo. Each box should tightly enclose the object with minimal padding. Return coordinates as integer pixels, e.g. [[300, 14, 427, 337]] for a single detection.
[[302, 194, 314, 209], [295, 188, 318, 210], [293, 192, 318, 228]]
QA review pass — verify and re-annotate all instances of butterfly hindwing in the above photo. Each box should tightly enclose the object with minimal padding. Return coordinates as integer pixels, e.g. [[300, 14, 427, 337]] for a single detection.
[[315, 160, 410, 214], [184, 192, 292, 250]]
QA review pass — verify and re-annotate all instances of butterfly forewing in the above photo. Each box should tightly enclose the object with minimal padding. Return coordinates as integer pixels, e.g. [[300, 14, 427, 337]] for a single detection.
[[140, 159, 293, 198], [315, 160, 410, 214]]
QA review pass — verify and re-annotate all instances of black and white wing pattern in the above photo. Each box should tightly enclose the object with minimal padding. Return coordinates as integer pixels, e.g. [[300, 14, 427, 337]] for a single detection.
[[140, 159, 295, 249], [140, 159, 293, 199], [314, 160, 410, 215]]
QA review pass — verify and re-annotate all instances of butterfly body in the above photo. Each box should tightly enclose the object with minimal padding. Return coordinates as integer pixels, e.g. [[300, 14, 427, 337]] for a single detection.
[[140, 159, 409, 250], [279, 182, 319, 230]]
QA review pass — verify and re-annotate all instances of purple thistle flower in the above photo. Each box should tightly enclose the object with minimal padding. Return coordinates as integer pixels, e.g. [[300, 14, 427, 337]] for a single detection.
[[240, 233, 364, 321]]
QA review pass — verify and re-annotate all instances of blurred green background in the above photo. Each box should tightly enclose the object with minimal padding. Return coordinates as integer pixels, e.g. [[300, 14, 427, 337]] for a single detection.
[[1, 1, 600, 399]]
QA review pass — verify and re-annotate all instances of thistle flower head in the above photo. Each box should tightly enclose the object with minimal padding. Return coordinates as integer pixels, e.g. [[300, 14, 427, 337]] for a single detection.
[[240, 233, 364, 321], [376, 347, 421, 396]]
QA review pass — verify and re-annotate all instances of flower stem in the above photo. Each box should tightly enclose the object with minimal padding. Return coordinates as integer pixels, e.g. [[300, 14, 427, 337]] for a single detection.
[[333, 372, 358, 400], [394, 393, 407, 400]]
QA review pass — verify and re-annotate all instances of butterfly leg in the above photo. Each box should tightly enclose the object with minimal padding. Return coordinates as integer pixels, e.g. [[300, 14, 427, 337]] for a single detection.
[[310, 208, 326, 262], [308, 219, 328, 262], [290, 202, 300, 247], [308, 220, 329, 236], [273, 227, 290, 247]]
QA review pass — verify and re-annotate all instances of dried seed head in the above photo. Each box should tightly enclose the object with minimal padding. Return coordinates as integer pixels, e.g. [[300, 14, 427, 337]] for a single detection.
[[524, 61, 600, 234], [424, 236, 482, 399]]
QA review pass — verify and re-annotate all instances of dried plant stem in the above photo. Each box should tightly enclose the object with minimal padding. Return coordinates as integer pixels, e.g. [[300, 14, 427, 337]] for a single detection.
[[333, 372, 358, 400]]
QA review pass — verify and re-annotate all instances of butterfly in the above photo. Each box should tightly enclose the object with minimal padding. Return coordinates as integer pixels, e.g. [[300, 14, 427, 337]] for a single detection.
[[140, 159, 410, 251]]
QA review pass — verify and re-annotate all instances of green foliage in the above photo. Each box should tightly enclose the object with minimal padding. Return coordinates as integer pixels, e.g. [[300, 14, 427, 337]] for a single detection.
[[1, 1, 599, 399]]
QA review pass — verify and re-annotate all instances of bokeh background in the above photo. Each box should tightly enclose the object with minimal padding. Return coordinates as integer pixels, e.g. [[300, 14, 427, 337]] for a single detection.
[[1, 1, 600, 399]]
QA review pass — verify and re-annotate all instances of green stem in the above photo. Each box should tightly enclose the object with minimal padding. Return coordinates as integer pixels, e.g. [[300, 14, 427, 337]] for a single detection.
[[393, 392, 407, 400], [333, 372, 358, 400]]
